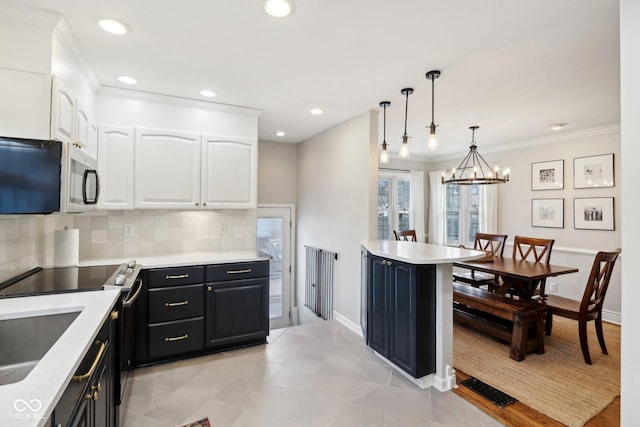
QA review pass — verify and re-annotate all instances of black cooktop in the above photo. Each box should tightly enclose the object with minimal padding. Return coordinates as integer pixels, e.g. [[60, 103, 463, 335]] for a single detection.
[[0, 264, 120, 298]]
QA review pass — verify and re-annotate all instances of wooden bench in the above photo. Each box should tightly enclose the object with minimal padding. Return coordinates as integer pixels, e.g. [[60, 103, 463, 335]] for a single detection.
[[452, 283, 548, 361]]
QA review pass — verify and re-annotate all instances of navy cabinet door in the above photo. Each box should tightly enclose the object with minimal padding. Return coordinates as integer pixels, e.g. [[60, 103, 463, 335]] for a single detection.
[[368, 255, 389, 357], [388, 260, 417, 376]]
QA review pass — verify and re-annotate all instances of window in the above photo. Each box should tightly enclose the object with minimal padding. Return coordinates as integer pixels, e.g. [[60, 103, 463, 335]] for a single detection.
[[445, 184, 480, 246], [378, 172, 411, 240]]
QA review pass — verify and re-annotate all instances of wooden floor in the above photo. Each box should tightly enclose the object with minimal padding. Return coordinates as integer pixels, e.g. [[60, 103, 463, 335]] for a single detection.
[[454, 370, 620, 427]]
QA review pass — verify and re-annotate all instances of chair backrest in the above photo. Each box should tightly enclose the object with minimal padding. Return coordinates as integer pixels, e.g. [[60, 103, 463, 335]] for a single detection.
[[473, 233, 508, 257], [512, 235, 554, 263], [393, 229, 417, 242], [581, 249, 621, 315]]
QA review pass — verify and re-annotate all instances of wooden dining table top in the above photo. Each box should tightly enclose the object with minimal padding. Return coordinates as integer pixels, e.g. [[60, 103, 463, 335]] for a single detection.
[[454, 257, 578, 281]]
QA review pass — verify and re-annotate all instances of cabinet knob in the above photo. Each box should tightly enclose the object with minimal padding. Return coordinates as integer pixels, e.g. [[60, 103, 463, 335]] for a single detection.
[[111, 310, 119, 320], [195, 202, 199, 206], [387, 260, 392, 266], [208, 286, 212, 291], [203, 203, 207, 206]]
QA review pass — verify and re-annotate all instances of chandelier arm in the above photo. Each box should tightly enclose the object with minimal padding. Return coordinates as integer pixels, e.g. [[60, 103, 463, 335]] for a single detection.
[[475, 150, 498, 177], [453, 150, 474, 176]]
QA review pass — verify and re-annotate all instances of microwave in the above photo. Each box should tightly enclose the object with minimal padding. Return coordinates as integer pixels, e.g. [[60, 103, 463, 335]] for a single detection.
[[61, 143, 100, 213]]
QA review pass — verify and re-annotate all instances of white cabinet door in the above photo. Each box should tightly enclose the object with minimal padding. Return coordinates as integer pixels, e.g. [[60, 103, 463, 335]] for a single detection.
[[87, 122, 98, 160], [74, 103, 90, 149], [98, 126, 135, 209], [0, 69, 51, 139], [201, 136, 257, 208], [135, 128, 202, 209], [50, 75, 75, 144]]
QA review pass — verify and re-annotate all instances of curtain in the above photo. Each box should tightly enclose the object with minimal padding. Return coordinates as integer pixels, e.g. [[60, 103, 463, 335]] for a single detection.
[[428, 171, 446, 244], [479, 184, 498, 234], [409, 170, 425, 242]]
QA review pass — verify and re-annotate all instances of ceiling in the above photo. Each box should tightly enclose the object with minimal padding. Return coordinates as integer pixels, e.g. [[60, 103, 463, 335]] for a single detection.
[[12, 0, 620, 160]]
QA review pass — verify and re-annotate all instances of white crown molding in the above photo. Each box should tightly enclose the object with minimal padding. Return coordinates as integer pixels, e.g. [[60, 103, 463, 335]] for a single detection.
[[0, 2, 60, 30], [98, 86, 263, 117], [53, 19, 101, 92], [425, 124, 622, 163]]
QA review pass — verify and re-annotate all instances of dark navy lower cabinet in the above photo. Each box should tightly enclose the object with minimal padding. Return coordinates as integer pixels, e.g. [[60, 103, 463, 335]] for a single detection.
[[366, 252, 436, 378]]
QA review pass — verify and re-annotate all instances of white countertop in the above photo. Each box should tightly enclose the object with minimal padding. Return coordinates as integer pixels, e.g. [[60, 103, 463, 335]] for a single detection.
[[362, 240, 486, 264], [79, 250, 270, 269], [0, 290, 120, 427]]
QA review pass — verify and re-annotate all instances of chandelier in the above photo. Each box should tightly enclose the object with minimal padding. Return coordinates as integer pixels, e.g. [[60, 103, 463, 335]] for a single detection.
[[441, 126, 510, 185]]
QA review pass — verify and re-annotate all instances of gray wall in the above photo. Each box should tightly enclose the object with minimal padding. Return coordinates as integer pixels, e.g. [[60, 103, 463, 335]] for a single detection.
[[296, 112, 378, 327], [258, 140, 298, 204]]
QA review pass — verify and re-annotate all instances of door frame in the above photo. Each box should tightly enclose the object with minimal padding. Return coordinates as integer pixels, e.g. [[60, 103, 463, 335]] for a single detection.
[[257, 204, 296, 329]]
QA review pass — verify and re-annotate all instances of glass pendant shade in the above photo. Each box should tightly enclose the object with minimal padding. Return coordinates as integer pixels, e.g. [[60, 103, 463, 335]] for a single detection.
[[425, 70, 440, 151], [399, 88, 413, 159], [379, 101, 391, 164]]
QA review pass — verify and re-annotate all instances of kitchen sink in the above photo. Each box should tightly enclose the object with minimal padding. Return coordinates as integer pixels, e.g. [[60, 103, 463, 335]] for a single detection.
[[0, 310, 80, 386]]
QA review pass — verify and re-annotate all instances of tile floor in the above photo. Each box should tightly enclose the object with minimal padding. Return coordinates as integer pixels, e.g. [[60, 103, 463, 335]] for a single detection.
[[120, 321, 502, 427]]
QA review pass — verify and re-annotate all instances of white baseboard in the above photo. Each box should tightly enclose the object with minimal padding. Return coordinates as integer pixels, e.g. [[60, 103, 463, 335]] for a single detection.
[[333, 311, 364, 337], [602, 309, 621, 325]]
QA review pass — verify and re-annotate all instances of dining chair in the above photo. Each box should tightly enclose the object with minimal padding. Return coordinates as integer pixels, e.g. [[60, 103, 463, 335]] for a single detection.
[[393, 229, 417, 242], [501, 235, 555, 296], [453, 233, 508, 288], [543, 248, 621, 364]]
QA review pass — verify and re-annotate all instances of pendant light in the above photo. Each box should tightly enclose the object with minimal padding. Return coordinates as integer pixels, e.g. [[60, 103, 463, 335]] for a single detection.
[[379, 101, 391, 164], [441, 126, 510, 185], [425, 70, 441, 151], [399, 88, 413, 158]]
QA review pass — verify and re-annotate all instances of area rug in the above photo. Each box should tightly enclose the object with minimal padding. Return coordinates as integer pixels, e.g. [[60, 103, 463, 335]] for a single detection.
[[176, 417, 211, 427], [453, 317, 620, 427]]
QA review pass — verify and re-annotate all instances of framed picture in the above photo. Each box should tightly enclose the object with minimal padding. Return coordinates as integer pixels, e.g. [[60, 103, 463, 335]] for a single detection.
[[574, 197, 615, 230], [531, 160, 564, 190], [532, 198, 564, 228], [573, 154, 614, 188]]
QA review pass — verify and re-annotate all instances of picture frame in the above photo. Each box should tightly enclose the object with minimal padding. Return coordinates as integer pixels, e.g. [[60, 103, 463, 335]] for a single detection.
[[532, 198, 564, 228], [531, 160, 564, 190], [574, 197, 615, 230], [573, 154, 614, 188]]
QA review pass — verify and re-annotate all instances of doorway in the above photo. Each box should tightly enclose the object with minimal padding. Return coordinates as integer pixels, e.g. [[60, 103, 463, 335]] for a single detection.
[[257, 206, 294, 330]]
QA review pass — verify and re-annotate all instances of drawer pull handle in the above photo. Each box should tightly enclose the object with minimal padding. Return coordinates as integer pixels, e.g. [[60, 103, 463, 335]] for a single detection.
[[166, 274, 189, 280], [165, 334, 189, 342], [73, 340, 106, 381], [165, 300, 189, 307], [227, 269, 252, 274]]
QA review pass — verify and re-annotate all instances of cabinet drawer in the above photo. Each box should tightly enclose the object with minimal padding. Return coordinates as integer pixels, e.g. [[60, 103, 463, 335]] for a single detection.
[[148, 284, 204, 323], [148, 317, 204, 359], [148, 266, 204, 288], [206, 261, 269, 282]]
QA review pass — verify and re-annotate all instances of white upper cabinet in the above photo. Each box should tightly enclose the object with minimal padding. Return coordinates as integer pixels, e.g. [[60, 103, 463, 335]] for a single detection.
[[134, 128, 202, 209], [98, 126, 134, 209], [50, 75, 98, 157], [50, 75, 75, 144], [201, 136, 257, 208]]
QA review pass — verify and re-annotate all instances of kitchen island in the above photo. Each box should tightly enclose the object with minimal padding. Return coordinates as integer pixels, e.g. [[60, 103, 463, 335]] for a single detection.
[[361, 240, 484, 391]]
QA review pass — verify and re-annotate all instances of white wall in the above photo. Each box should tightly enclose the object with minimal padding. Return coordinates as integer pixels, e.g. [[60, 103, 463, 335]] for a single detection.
[[258, 140, 298, 204], [296, 112, 378, 326], [428, 130, 622, 317], [620, 1, 639, 425]]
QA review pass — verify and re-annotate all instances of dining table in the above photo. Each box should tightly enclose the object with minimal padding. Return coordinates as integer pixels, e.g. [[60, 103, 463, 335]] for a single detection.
[[453, 257, 579, 300]]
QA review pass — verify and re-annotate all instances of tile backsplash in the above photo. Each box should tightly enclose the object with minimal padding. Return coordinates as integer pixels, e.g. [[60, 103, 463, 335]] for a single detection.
[[0, 209, 257, 282]]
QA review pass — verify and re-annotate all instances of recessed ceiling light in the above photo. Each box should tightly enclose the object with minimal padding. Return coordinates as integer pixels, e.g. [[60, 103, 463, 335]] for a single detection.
[[264, 0, 294, 17], [117, 75, 138, 85], [98, 19, 128, 35], [274, 131, 286, 137], [549, 123, 567, 130], [200, 89, 216, 98], [309, 108, 323, 115]]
